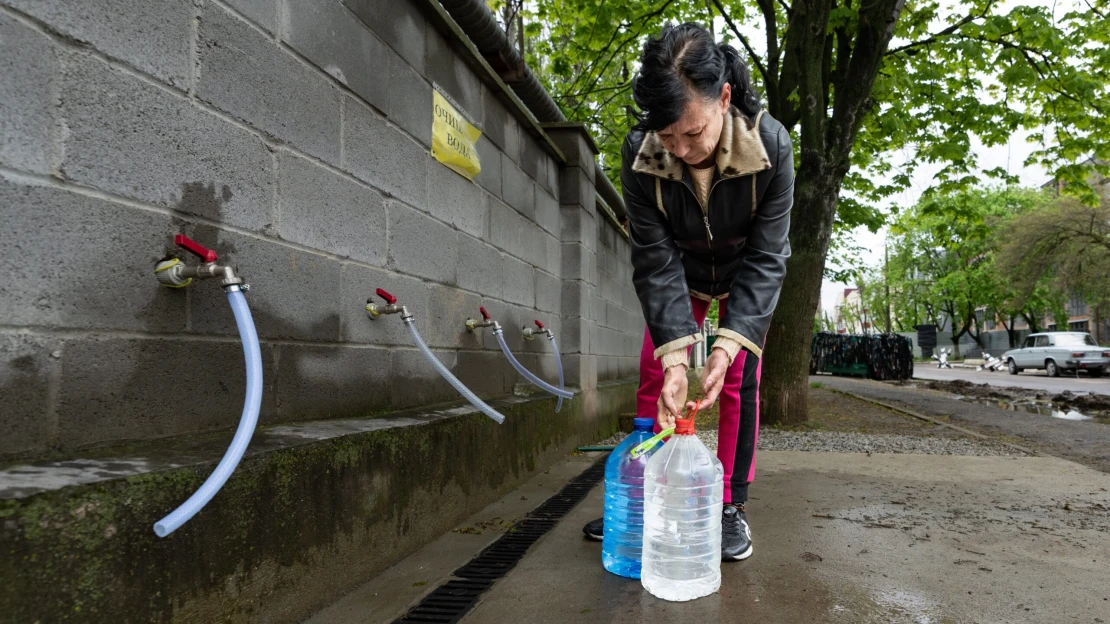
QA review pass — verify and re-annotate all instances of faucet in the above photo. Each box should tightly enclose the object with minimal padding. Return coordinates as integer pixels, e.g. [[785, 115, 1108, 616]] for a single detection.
[[522, 319, 553, 340], [154, 234, 245, 290], [465, 306, 499, 332], [366, 288, 411, 321]]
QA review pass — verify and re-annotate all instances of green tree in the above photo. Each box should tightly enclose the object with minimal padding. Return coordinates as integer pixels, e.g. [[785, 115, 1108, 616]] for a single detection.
[[520, 0, 1109, 424], [997, 191, 1110, 340]]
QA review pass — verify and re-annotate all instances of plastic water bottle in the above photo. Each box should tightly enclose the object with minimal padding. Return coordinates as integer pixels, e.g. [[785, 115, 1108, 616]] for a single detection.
[[641, 416, 724, 601], [601, 417, 659, 578]]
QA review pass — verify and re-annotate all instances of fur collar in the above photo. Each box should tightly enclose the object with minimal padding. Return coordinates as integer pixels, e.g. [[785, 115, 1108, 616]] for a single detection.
[[631, 107, 771, 181]]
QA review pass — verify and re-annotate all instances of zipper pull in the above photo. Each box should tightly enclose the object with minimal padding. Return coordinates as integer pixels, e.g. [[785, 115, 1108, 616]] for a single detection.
[[703, 215, 714, 241]]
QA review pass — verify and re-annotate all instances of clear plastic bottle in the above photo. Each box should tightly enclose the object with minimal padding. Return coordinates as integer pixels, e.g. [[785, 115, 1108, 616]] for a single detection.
[[602, 417, 659, 578], [641, 417, 724, 601]]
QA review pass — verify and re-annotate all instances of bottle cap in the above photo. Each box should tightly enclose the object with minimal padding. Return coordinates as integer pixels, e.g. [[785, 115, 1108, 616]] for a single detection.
[[632, 417, 655, 430], [675, 418, 695, 434]]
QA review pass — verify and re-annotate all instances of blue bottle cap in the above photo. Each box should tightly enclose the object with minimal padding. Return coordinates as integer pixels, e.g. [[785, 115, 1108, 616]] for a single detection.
[[632, 417, 655, 430]]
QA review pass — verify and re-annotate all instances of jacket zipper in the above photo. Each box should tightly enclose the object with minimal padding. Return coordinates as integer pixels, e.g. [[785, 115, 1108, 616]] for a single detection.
[[682, 175, 719, 284]]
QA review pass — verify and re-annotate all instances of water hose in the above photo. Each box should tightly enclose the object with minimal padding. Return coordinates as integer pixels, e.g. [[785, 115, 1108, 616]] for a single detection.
[[494, 330, 574, 400], [154, 287, 262, 537], [549, 335, 566, 412], [406, 317, 506, 424]]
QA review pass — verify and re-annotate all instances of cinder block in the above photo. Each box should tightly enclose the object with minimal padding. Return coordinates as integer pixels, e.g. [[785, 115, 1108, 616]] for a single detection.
[[426, 160, 487, 238], [561, 281, 590, 320], [516, 222, 547, 269], [425, 28, 482, 120], [545, 155, 560, 197], [457, 234, 503, 300], [344, 96, 428, 208], [0, 334, 57, 456], [559, 317, 590, 354], [474, 136, 502, 199], [0, 15, 53, 174], [504, 117, 521, 165], [534, 270, 561, 315], [60, 56, 273, 232], [560, 205, 597, 244], [502, 255, 535, 308], [388, 54, 432, 146], [559, 166, 595, 209], [542, 233, 562, 277], [187, 229, 343, 341], [277, 151, 385, 265], [283, 0, 390, 114], [481, 91, 508, 150], [387, 201, 458, 284], [390, 347, 458, 409], [7, 0, 191, 88], [591, 296, 606, 329], [0, 178, 185, 332], [535, 188, 559, 237], [422, 283, 483, 349], [454, 350, 508, 398], [225, 0, 276, 33], [57, 336, 277, 448], [343, 0, 426, 73], [487, 196, 523, 257], [519, 135, 545, 183], [501, 154, 535, 220], [561, 353, 597, 391], [561, 243, 595, 282], [198, 4, 340, 165], [274, 344, 390, 422], [339, 263, 429, 345]]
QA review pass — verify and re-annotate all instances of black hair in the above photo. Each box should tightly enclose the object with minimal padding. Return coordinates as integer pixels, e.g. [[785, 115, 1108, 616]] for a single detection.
[[632, 22, 761, 131]]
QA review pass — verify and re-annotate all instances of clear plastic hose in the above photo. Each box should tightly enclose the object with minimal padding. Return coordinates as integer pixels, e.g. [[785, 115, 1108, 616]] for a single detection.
[[549, 335, 566, 413], [495, 330, 574, 400], [154, 287, 262, 537], [405, 317, 505, 424]]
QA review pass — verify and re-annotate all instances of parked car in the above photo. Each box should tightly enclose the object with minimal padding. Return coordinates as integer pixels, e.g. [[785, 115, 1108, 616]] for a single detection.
[[1001, 332, 1110, 377]]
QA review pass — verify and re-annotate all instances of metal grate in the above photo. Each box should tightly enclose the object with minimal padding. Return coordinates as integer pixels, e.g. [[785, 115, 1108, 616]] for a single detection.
[[393, 454, 608, 624]]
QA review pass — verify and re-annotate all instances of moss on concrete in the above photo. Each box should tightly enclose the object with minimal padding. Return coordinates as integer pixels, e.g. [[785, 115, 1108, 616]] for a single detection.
[[0, 382, 634, 623]]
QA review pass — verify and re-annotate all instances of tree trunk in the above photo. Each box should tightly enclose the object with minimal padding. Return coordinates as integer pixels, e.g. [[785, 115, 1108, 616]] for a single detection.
[[762, 167, 839, 427]]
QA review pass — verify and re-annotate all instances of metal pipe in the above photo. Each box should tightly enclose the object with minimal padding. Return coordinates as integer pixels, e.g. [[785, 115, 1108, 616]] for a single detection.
[[437, 0, 626, 218]]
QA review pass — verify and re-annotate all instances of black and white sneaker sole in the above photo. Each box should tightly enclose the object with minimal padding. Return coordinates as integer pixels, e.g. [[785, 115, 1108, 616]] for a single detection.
[[584, 531, 603, 541], [722, 544, 753, 562]]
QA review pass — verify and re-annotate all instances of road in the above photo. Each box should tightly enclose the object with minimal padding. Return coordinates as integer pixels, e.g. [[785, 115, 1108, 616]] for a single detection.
[[913, 363, 1110, 394]]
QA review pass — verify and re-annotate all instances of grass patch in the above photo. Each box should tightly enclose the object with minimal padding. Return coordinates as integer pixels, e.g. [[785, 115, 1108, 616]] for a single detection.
[[810, 381, 825, 389]]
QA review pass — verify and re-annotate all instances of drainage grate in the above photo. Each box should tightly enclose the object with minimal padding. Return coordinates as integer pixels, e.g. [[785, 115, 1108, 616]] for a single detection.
[[393, 454, 608, 624]]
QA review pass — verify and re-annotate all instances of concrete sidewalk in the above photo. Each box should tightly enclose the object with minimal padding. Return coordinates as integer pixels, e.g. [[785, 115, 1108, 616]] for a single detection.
[[464, 452, 1110, 624]]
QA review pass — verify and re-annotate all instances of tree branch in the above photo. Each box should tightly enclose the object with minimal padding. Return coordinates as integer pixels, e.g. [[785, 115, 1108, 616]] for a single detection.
[[710, 0, 769, 81], [884, 2, 993, 56]]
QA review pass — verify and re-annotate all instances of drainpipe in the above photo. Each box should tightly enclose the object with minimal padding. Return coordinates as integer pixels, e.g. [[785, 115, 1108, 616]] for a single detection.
[[367, 289, 506, 424], [152, 235, 261, 537], [466, 306, 574, 405], [436, 0, 626, 218]]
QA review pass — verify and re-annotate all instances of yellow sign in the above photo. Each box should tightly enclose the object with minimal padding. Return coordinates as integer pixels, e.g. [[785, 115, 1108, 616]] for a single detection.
[[431, 90, 482, 180]]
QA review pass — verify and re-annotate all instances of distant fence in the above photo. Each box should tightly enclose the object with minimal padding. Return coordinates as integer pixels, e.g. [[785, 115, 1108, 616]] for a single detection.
[[810, 333, 915, 381]]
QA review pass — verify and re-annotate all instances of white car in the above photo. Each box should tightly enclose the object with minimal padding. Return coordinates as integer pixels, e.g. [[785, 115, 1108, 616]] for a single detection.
[[1001, 332, 1110, 377]]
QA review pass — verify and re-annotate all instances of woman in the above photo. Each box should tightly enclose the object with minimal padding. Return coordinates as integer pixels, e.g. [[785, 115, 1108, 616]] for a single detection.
[[585, 22, 793, 562]]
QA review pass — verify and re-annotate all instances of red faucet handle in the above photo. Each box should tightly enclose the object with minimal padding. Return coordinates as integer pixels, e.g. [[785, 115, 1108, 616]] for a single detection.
[[480, 306, 491, 321], [174, 234, 218, 263], [534, 320, 545, 330], [376, 288, 397, 305]]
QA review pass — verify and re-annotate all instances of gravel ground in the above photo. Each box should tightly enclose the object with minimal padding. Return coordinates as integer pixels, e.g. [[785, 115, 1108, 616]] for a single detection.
[[593, 428, 1022, 456]]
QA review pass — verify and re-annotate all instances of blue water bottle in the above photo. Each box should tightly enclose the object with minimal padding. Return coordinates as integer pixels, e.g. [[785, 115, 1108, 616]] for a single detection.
[[602, 417, 659, 578]]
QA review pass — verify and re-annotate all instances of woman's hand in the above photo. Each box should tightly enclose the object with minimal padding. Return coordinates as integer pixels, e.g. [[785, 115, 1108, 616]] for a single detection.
[[657, 365, 689, 429], [696, 349, 731, 411]]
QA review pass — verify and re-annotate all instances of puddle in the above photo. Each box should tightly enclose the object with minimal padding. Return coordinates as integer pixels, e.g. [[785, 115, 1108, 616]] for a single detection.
[[954, 395, 1108, 424]]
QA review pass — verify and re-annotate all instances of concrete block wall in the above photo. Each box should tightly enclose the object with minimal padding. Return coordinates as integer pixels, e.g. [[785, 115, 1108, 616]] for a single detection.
[[0, 0, 642, 459]]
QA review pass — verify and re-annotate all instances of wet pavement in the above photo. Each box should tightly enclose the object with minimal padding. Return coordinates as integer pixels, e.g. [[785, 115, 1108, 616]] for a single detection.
[[915, 365, 1110, 394], [820, 377, 1110, 474], [465, 452, 1110, 624]]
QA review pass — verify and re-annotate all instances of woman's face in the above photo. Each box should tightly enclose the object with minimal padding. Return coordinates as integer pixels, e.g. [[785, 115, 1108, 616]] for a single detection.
[[657, 84, 731, 167]]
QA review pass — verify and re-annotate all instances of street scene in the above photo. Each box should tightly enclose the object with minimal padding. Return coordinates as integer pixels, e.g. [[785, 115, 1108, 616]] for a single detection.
[[1, 0, 1108, 622]]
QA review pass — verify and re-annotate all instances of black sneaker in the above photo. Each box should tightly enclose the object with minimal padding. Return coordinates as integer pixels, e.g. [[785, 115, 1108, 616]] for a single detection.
[[721, 504, 753, 561], [583, 517, 603, 541]]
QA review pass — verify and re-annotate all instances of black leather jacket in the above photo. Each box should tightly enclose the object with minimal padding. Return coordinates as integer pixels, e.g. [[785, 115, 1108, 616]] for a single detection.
[[621, 107, 794, 360]]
